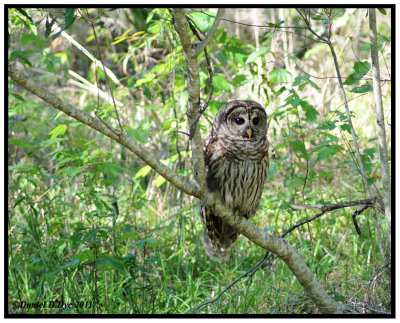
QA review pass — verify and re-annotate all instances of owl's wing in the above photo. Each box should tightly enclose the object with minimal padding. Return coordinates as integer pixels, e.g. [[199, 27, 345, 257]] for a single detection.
[[203, 135, 226, 192]]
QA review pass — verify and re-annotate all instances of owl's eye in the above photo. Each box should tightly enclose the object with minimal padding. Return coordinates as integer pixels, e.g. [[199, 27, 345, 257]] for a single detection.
[[253, 117, 260, 125], [234, 117, 245, 125]]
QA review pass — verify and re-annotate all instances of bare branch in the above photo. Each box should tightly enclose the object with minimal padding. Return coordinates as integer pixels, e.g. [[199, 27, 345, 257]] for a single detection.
[[192, 8, 224, 57], [286, 198, 384, 238], [368, 8, 391, 244]]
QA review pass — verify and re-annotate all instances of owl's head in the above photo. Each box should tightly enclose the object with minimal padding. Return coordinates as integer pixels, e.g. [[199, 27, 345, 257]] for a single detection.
[[213, 100, 267, 140]]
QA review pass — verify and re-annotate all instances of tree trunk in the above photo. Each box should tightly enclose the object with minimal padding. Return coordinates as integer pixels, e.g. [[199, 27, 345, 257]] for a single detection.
[[368, 8, 391, 249]]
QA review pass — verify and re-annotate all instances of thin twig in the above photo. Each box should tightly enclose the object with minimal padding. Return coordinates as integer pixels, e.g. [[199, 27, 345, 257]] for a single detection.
[[285, 198, 384, 238], [352, 205, 369, 237]]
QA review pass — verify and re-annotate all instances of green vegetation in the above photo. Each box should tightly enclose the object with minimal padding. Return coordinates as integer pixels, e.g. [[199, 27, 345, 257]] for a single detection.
[[8, 8, 391, 314]]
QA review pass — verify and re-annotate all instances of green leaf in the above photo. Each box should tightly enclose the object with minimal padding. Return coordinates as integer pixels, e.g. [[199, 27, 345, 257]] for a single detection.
[[275, 86, 287, 97], [11, 93, 25, 102], [209, 100, 226, 116], [246, 46, 268, 64], [316, 146, 337, 161], [225, 46, 249, 65], [136, 238, 158, 247], [49, 124, 67, 138], [16, 8, 34, 23], [96, 254, 124, 271], [286, 176, 304, 189], [268, 69, 290, 85], [41, 137, 65, 148], [340, 123, 351, 134], [153, 175, 166, 187], [187, 11, 215, 31], [102, 162, 121, 178], [61, 166, 85, 177], [350, 84, 373, 93], [143, 87, 151, 100], [46, 258, 80, 277], [377, 8, 387, 15], [343, 61, 371, 85], [45, 19, 54, 38], [9, 138, 36, 149], [10, 51, 32, 66], [318, 171, 334, 178], [63, 8, 76, 30], [231, 75, 249, 88], [293, 75, 310, 87], [363, 147, 376, 159], [213, 74, 231, 92], [81, 229, 99, 243], [290, 140, 306, 156], [135, 165, 152, 179], [21, 33, 48, 48], [134, 73, 156, 87], [300, 101, 319, 123], [311, 14, 331, 24], [77, 249, 94, 262], [317, 121, 337, 131]]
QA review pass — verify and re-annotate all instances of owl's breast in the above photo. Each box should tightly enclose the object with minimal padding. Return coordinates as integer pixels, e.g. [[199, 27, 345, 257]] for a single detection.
[[218, 156, 269, 217]]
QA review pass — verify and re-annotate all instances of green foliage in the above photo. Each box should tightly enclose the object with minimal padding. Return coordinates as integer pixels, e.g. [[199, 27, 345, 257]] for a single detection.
[[8, 7, 391, 315]]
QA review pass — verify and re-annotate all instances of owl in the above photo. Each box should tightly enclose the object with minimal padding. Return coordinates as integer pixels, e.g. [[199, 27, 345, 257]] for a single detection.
[[200, 100, 269, 260]]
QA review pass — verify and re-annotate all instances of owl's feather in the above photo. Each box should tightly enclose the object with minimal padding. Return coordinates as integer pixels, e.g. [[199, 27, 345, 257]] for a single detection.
[[200, 100, 269, 260]]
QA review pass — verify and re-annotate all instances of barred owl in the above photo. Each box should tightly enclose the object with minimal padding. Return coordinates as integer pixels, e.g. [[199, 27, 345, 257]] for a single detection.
[[200, 100, 269, 260]]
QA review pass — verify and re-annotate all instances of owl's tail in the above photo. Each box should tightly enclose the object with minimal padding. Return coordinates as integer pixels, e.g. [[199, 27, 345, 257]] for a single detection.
[[200, 205, 239, 260]]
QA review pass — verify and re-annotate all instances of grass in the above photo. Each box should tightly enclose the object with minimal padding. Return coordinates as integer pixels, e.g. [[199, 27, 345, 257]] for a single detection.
[[7, 146, 391, 315]]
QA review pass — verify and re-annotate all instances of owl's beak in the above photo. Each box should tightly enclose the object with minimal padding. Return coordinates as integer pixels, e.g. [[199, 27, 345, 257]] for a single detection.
[[247, 128, 252, 139]]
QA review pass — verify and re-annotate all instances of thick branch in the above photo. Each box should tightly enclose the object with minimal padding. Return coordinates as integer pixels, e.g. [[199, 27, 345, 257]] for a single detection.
[[172, 8, 207, 191], [8, 63, 202, 199]]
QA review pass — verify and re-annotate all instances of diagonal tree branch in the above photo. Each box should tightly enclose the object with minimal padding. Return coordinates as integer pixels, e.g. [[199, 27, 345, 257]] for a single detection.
[[8, 63, 202, 199], [203, 192, 342, 314]]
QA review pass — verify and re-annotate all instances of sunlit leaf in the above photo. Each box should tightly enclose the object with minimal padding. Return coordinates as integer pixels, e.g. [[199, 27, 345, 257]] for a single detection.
[[49, 124, 67, 138], [268, 69, 290, 85]]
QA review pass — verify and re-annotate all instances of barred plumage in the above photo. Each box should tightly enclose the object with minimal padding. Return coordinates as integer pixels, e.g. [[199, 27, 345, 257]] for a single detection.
[[200, 100, 269, 260]]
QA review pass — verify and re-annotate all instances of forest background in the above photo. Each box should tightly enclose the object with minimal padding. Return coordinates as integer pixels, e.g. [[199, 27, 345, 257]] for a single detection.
[[7, 7, 392, 315]]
